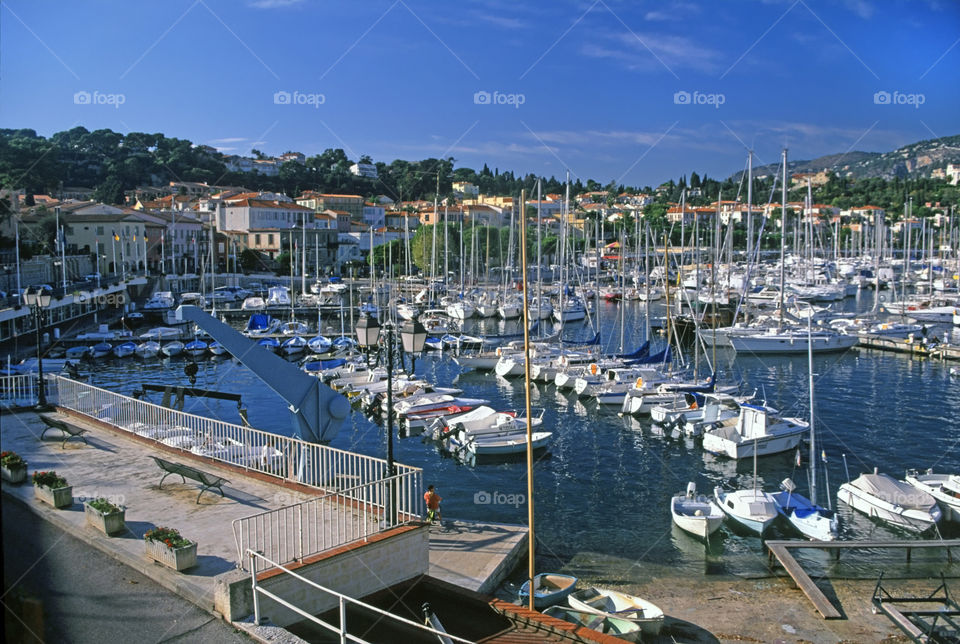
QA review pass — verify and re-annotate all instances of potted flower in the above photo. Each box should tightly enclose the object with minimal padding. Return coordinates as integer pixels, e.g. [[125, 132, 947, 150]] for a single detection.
[[32, 471, 72, 508], [144, 526, 197, 571], [83, 497, 126, 536], [1, 451, 28, 483]]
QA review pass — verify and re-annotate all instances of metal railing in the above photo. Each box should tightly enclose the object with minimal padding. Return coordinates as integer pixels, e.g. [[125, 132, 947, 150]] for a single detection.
[[232, 472, 421, 571], [0, 374, 46, 409], [247, 550, 472, 644], [51, 376, 423, 566]]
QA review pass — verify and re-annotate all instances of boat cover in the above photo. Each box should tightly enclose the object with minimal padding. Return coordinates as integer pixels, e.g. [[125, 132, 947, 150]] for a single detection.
[[854, 473, 935, 510]]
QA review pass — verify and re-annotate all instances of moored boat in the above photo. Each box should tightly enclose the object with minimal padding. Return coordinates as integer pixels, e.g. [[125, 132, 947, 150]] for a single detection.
[[671, 482, 724, 541], [567, 586, 664, 636], [837, 469, 942, 533], [905, 468, 960, 523], [714, 485, 778, 535], [161, 340, 185, 357], [518, 573, 577, 609]]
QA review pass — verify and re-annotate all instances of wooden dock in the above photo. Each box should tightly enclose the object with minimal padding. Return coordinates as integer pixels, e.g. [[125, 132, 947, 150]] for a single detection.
[[766, 539, 960, 619], [855, 334, 960, 361]]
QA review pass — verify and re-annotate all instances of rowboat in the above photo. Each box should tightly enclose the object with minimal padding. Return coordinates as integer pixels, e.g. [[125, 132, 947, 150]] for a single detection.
[[670, 482, 724, 540], [567, 586, 664, 636], [465, 430, 552, 456], [543, 606, 641, 642], [518, 573, 577, 609], [161, 341, 184, 357]]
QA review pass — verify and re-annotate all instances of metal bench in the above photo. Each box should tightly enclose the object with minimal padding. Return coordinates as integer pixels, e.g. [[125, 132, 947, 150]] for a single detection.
[[39, 414, 90, 449], [150, 455, 229, 504]]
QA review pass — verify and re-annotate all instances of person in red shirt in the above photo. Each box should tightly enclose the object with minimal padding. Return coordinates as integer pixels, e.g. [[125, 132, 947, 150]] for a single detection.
[[424, 485, 442, 523]]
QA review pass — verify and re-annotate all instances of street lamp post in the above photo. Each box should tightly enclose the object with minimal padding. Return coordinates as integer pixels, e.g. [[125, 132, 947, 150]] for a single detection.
[[355, 313, 427, 525], [23, 286, 53, 410]]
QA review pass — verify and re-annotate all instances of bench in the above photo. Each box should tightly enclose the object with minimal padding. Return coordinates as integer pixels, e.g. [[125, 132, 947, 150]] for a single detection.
[[39, 414, 89, 449], [150, 455, 229, 504]]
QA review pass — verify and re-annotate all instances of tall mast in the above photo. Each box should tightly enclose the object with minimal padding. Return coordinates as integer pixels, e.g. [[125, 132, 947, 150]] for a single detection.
[[778, 148, 787, 330], [746, 150, 754, 260]]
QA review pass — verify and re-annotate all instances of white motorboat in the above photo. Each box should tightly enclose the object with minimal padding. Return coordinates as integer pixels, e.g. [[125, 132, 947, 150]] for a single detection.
[[671, 482, 724, 540], [837, 469, 942, 533], [136, 341, 161, 358], [139, 327, 181, 340], [714, 485, 779, 535], [567, 586, 664, 637], [241, 296, 266, 311], [266, 286, 291, 307], [142, 291, 175, 311], [465, 430, 552, 456], [701, 404, 807, 459], [729, 327, 858, 354], [446, 299, 475, 320], [280, 321, 309, 335], [905, 468, 960, 523], [161, 341, 185, 357]]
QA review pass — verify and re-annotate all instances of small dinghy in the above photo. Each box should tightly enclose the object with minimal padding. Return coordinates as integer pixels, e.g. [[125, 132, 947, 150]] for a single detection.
[[671, 482, 724, 540], [567, 586, 664, 636], [185, 339, 208, 357], [161, 341, 184, 357], [257, 337, 280, 353], [90, 342, 113, 359], [112, 341, 137, 358], [208, 341, 227, 356], [65, 345, 91, 360], [281, 335, 307, 355], [136, 341, 161, 359], [543, 605, 641, 642], [714, 486, 778, 536], [518, 573, 578, 609], [307, 335, 332, 354], [466, 430, 552, 457]]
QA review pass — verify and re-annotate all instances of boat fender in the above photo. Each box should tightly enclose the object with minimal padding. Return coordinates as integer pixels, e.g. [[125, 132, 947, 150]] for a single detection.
[[635, 376, 643, 388], [590, 363, 598, 375]]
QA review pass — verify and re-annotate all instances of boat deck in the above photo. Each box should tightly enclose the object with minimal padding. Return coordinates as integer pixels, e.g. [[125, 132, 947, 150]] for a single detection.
[[766, 539, 960, 619]]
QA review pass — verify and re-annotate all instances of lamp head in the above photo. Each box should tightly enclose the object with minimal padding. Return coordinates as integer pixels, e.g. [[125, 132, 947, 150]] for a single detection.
[[355, 313, 381, 348], [400, 318, 427, 354]]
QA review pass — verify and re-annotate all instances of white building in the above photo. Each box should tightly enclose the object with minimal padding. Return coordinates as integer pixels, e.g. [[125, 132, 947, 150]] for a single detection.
[[222, 198, 317, 232], [350, 163, 378, 179]]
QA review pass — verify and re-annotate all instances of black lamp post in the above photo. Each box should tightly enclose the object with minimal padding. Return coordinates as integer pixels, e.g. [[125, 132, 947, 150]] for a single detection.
[[400, 318, 427, 375], [23, 286, 53, 410]]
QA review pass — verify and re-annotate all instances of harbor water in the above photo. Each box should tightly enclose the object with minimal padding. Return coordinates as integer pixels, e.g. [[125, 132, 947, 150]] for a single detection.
[[78, 291, 960, 589]]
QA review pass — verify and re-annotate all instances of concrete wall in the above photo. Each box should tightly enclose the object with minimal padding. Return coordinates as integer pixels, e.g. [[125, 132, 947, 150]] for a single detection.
[[217, 524, 429, 627]]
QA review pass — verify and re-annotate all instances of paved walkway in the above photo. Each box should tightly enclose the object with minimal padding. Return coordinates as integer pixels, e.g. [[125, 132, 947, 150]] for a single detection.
[[0, 409, 367, 611], [2, 409, 529, 619]]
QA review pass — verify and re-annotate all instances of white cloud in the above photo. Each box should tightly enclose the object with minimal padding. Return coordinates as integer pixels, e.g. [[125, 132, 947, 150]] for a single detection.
[[582, 31, 724, 74]]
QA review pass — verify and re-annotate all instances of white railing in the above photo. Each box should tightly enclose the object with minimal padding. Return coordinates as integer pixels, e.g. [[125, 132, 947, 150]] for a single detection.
[[247, 550, 472, 644], [51, 376, 423, 566], [0, 374, 46, 408], [232, 472, 421, 571]]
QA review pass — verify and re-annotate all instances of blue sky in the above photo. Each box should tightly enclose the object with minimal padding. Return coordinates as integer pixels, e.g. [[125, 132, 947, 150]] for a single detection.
[[2, 0, 958, 187]]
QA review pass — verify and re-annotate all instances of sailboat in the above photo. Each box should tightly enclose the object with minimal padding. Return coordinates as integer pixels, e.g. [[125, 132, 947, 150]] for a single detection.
[[714, 438, 779, 535], [771, 313, 839, 540]]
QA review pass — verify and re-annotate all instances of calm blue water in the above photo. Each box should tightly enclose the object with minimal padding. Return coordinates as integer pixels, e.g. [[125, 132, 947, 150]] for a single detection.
[[82, 292, 960, 584]]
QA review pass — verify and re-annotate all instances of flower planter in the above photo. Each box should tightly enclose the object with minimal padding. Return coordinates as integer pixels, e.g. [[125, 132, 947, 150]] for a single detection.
[[34, 484, 73, 509], [84, 502, 126, 536], [145, 539, 197, 571], [1, 464, 27, 484]]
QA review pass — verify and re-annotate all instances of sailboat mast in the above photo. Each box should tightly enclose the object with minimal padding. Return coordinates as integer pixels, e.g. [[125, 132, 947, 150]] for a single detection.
[[746, 150, 754, 260], [517, 188, 536, 611], [778, 148, 788, 330], [807, 308, 817, 506]]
